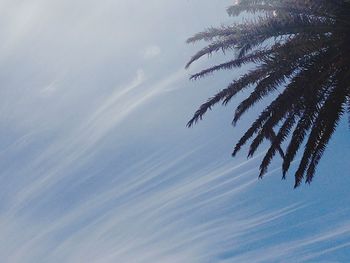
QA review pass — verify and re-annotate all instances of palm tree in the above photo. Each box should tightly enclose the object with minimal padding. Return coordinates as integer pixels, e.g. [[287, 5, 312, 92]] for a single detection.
[[186, 0, 350, 187]]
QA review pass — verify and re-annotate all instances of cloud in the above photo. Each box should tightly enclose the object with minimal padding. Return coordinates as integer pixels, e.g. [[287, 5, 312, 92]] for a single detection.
[[143, 46, 161, 59], [0, 148, 303, 263], [0, 0, 349, 262]]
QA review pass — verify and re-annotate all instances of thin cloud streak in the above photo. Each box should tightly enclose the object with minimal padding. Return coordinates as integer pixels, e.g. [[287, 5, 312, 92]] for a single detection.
[[0, 148, 302, 263], [5, 65, 189, 216]]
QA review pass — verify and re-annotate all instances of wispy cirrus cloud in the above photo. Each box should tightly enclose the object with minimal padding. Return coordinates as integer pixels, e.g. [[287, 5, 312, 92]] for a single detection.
[[143, 46, 161, 59], [0, 0, 349, 262]]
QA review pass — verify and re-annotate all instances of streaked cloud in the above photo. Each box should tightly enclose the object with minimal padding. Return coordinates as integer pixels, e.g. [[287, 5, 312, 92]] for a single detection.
[[143, 46, 161, 59], [0, 0, 349, 262]]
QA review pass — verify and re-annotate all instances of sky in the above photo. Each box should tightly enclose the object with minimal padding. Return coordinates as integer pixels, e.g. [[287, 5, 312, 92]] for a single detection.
[[0, 0, 350, 262]]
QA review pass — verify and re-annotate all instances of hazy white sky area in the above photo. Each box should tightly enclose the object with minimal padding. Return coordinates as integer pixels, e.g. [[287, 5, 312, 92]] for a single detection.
[[0, 1, 349, 262]]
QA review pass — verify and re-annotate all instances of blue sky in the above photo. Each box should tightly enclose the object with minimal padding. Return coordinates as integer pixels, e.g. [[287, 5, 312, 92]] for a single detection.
[[0, 0, 350, 262]]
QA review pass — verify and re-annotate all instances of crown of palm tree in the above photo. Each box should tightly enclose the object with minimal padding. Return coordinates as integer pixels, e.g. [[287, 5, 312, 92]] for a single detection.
[[186, 0, 350, 187]]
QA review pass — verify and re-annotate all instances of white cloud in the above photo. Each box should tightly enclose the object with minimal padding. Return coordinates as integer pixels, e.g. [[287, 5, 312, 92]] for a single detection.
[[143, 45, 161, 59], [0, 0, 349, 262]]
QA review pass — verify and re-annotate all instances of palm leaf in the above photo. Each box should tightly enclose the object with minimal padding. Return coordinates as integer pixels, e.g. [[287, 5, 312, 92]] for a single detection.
[[187, 0, 350, 187]]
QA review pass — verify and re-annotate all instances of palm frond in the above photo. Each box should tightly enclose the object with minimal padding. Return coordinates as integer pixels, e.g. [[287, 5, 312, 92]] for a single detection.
[[187, 0, 350, 187]]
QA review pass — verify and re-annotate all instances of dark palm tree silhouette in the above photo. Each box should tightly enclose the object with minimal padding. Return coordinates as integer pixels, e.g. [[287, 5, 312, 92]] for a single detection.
[[186, 0, 350, 187]]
